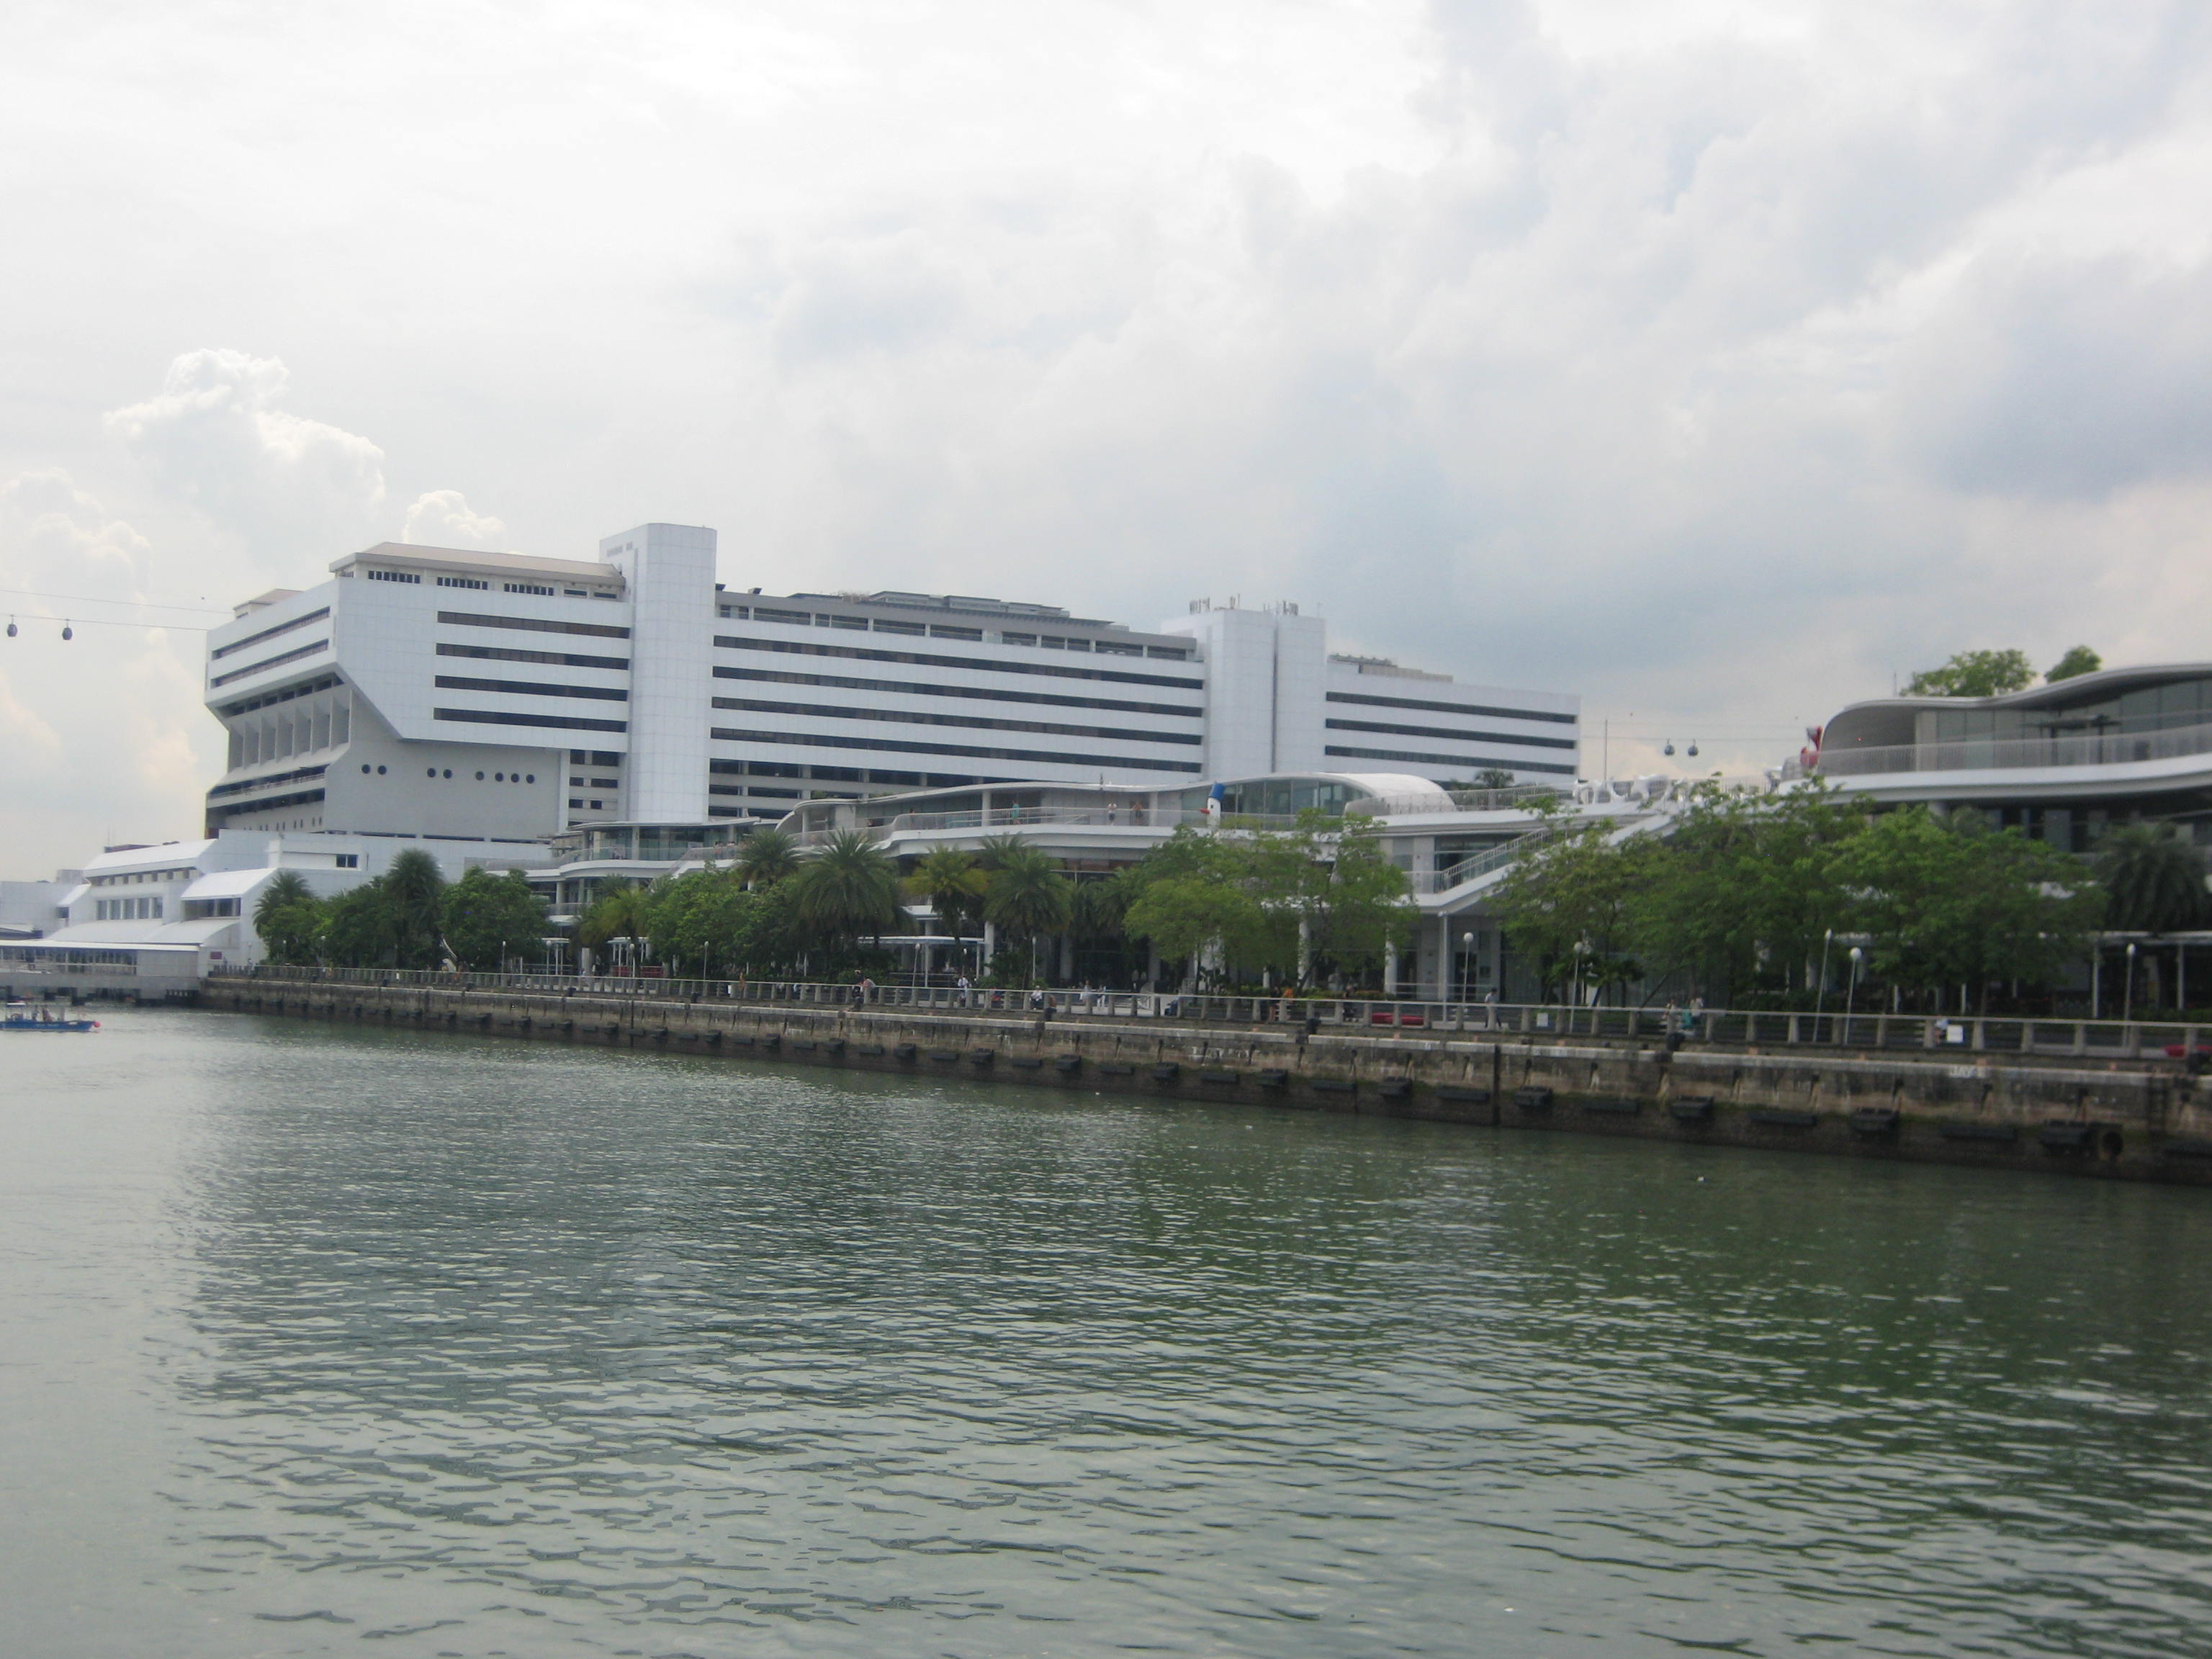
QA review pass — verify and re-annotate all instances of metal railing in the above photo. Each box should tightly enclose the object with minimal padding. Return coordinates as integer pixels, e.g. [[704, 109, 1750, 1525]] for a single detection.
[[208, 966, 2208, 1060], [1815, 719, 2212, 779]]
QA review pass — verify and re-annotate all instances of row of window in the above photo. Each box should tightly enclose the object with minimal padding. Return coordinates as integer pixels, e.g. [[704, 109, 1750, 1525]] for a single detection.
[[433, 708, 627, 733], [380, 764, 542, 783], [1325, 689, 1578, 726], [438, 642, 630, 672], [709, 695, 1202, 747], [711, 725, 1204, 773], [89, 868, 192, 886], [714, 633, 1204, 692], [716, 603, 1192, 658], [711, 664, 1201, 719], [207, 786, 327, 822], [1323, 744, 1578, 776], [209, 637, 328, 688], [438, 609, 630, 641], [432, 674, 629, 701], [218, 673, 343, 719], [94, 896, 163, 921], [212, 606, 330, 661], [1322, 716, 1578, 752], [207, 764, 328, 801]]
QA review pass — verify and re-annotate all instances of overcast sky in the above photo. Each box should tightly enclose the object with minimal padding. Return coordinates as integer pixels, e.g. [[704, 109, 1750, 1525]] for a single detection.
[[3, 0, 2209, 874]]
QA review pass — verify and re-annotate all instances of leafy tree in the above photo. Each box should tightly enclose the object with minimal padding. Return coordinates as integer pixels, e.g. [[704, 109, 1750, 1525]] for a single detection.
[[791, 829, 902, 956], [578, 879, 650, 951], [253, 870, 325, 966], [1838, 806, 2100, 1010], [1903, 649, 2036, 698], [382, 848, 448, 968], [1491, 806, 1651, 1002], [2095, 821, 2207, 932], [907, 848, 988, 941], [1256, 810, 1413, 986], [318, 882, 395, 967], [984, 842, 1075, 980], [734, 827, 799, 889], [2046, 644, 2102, 684], [1629, 781, 1861, 1003], [1123, 876, 1269, 980], [441, 868, 549, 971]]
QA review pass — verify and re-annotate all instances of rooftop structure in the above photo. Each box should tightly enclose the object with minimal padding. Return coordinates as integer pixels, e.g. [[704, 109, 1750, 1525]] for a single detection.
[[1799, 661, 2212, 851]]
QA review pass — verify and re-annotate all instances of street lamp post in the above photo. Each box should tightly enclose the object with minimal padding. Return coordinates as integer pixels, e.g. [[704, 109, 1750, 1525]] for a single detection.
[[1460, 930, 1474, 1004], [1815, 927, 1835, 1034], [1845, 945, 1863, 1034], [2124, 940, 2139, 1030]]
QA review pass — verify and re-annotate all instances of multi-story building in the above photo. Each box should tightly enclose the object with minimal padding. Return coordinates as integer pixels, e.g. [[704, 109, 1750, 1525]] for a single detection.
[[199, 526, 1581, 843], [1797, 661, 2212, 850]]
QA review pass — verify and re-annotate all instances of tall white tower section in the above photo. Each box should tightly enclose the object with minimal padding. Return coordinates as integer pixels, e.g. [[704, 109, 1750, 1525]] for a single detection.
[[601, 523, 716, 823]]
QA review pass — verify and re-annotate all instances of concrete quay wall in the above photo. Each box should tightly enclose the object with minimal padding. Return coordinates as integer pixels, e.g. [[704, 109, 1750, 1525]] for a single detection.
[[199, 979, 2212, 1185]]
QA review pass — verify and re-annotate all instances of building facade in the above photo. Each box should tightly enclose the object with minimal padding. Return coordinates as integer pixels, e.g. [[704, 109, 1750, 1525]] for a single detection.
[[199, 529, 1582, 844], [1801, 662, 2212, 850]]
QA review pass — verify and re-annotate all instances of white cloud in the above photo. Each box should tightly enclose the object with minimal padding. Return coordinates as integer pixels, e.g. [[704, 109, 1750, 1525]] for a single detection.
[[1, 0, 2211, 853], [0, 472, 210, 871], [403, 490, 509, 549], [102, 349, 386, 565]]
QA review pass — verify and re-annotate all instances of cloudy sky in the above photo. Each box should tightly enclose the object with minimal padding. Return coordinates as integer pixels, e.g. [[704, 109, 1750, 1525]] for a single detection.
[[3, 0, 2209, 873]]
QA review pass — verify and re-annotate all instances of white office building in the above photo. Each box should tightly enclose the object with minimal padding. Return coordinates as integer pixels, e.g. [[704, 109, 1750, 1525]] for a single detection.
[[199, 526, 1581, 844]]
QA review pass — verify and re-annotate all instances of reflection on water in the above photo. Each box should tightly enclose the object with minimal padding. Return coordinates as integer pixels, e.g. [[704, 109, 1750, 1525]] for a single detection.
[[3, 1009, 2211, 1657]]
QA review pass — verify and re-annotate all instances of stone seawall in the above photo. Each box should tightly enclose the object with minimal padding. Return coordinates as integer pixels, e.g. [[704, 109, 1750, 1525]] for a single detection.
[[199, 980, 2212, 1185]]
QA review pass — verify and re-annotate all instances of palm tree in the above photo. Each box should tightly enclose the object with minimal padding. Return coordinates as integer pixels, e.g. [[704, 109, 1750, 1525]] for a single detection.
[[2097, 822, 2207, 932], [734, 827, 799, 889], [578, 878, 652, 967], [383, 848, 447, 968], [252, 869, 320, 966], [791, 829, 902, 958], [907, 848, 987, 940], [985, 843, 1074, 982]]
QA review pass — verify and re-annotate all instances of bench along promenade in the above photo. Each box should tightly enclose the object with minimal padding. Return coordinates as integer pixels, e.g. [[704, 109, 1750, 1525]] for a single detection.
[[201, 968, 2212, 1185]]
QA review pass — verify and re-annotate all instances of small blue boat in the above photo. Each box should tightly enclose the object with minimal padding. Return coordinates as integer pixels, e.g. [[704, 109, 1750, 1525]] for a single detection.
[[2, 1004, 99, 1032]]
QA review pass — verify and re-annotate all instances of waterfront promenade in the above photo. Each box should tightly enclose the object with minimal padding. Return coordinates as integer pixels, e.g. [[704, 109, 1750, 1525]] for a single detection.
[[202, 968, 2212, 1184]]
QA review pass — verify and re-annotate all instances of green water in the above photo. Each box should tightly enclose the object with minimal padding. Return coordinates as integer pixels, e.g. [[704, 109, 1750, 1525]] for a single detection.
[[2, 1008, 2209, 1657]]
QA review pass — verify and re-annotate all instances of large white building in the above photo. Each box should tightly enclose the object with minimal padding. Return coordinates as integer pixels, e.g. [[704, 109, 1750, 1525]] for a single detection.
[[199, 526, 1581, 842]]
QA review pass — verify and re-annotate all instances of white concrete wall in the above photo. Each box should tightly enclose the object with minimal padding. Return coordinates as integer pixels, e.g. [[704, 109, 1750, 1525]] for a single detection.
[[603, 523, 716, 822]]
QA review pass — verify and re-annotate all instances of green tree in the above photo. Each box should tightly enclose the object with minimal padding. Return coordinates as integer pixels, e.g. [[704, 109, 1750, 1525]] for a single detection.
[[1838, 806, 2100, 1010], [984, 842, 1075, 981], [791, 829, 902, 958], [1491, 806, 1651, 1002], [382, 848, 448, 968], [734, 827, 799, 889], [441, 868, 549, 971], [907, 848, 988, 942], [1629, 781, 1862, 1003], [1471, 768, 1517, 791], [2046, 644, 2102, 684], [2095, 821, 2207, 932], [1256, 810, 1413, 986], [1115, 823, 1277, 985], [318, 881, 395, 968], [1903, 649, 2036, 698], [252, 870, 325, 966], [578, 880, 651, 954]]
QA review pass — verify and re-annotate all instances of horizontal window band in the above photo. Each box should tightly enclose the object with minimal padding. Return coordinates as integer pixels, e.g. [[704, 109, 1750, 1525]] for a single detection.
[[1324, 745, 1578, 776], [208, 638, 328, 688], [434, 675, 629, 701], [208, 786, 327, 817], [1323, 717, 1578, 751], [712, 664, 1202, 719], [1326, 690, 1578, 724], [716, 634, 1203, 691], [436, 708, 628, 733], [709, 696, 1200, 746], [207, 765, 329, 800], [712, 727, 1203, 773], [439, 642, 629, 672], [439, 609, 630, 640], [212, 606, 331, 660], [217, 673, 343, 718]]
